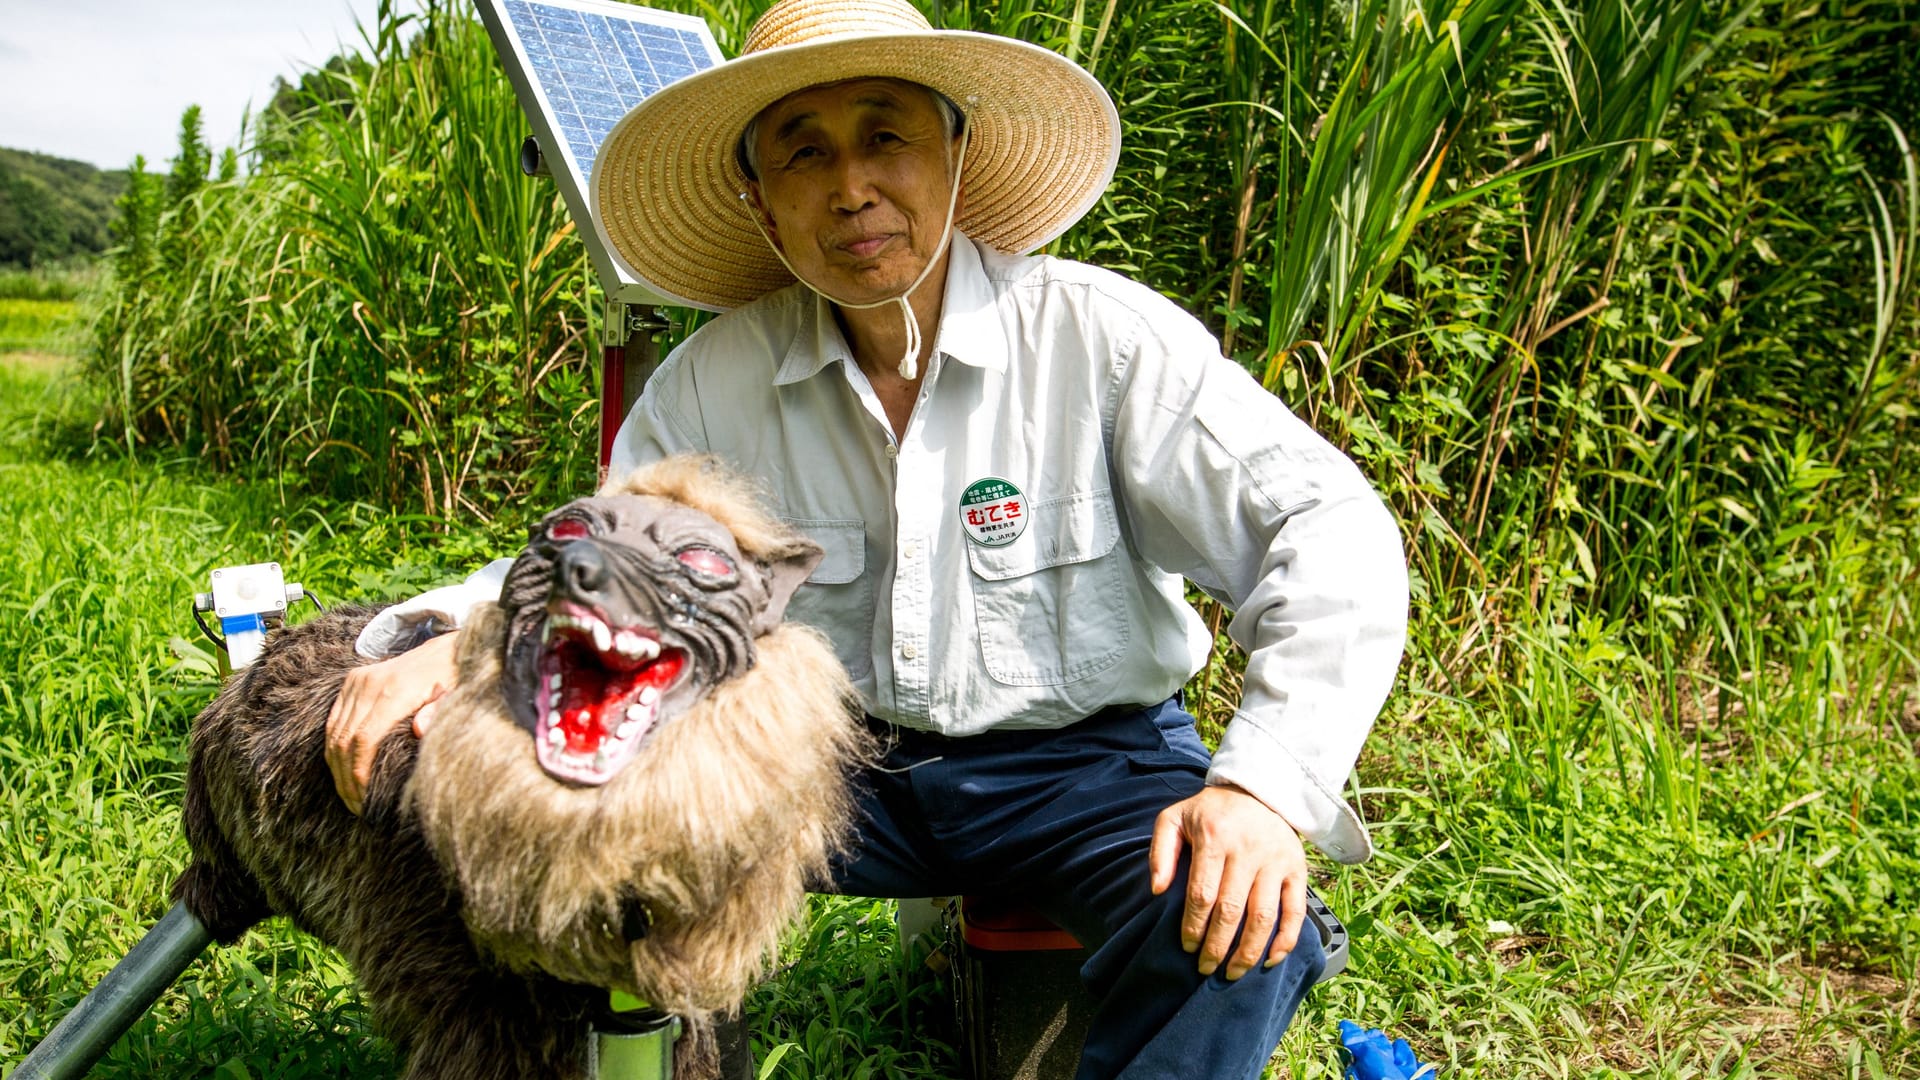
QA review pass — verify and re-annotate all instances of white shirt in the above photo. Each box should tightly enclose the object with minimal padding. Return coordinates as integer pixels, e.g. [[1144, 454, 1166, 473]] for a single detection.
[[360, 234, 1407, 864]]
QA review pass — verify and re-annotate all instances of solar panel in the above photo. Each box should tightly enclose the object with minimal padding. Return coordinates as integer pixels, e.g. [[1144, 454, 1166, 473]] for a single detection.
[[476, 0, 722, 303]]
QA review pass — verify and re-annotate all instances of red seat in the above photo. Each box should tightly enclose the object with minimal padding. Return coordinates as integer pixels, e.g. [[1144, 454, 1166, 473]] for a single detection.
[[959, 896, 1083, 952]]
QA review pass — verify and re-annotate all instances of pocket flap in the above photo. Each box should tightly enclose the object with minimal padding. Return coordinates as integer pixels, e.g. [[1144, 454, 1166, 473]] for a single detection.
[[966, 490, 1120, 581], [786, 519, 866, 585]]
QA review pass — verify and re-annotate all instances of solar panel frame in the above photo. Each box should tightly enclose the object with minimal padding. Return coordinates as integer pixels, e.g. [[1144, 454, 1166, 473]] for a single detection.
[[474, 0, 723, 305]]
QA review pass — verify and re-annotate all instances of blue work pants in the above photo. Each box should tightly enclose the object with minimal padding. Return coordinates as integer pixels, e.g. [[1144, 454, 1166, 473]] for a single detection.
[[826, 699, 1325, 1079]]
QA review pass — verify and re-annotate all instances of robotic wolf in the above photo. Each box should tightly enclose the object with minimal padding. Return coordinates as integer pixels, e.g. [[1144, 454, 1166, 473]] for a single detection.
[[172, 455, 869, 1078]]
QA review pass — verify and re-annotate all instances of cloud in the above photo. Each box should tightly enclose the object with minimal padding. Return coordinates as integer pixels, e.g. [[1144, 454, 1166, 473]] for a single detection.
[[0, 0, 420, 170]]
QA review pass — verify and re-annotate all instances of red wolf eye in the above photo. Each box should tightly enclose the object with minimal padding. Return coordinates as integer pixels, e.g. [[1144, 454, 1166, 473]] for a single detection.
[[549, 518, 591, 541], [676, 547, 736, 579]]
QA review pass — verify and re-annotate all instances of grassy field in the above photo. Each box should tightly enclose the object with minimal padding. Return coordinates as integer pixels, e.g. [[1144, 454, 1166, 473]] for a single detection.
[[8, 0, 1914, 1073], [3, 304, 1915, 1077]]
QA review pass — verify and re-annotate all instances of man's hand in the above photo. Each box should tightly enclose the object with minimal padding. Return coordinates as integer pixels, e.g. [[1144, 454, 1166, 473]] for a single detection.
[[1148, 782, 1308, 981], [324, 630, 461, 815]]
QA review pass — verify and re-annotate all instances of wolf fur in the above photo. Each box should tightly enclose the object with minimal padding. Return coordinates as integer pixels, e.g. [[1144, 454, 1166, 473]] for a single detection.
[[173, 456, 870, 1079]]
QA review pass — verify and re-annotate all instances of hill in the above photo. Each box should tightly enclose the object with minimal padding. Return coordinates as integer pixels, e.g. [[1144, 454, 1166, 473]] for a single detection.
[[0, 148, 129, 268]]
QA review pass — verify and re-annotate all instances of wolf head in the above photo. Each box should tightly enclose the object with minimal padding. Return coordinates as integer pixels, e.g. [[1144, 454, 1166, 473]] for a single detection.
[[408, 455, 867, 1014], [495, 479, 819, 786]]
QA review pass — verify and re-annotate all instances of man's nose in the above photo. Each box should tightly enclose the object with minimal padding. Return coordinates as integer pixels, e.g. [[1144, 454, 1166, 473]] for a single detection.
[[828, 154, 880, 214]]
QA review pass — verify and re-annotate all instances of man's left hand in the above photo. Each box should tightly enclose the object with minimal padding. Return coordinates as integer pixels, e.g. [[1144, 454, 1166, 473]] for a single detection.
[[1148, 783, 1307, 980]]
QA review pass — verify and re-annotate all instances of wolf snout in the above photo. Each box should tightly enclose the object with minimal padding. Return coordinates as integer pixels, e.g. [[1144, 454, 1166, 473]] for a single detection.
[[554, 539, 612, 600]]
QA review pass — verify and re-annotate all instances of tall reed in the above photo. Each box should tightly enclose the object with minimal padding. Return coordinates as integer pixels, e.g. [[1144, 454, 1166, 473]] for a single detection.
[[94, 1, 600, 520]]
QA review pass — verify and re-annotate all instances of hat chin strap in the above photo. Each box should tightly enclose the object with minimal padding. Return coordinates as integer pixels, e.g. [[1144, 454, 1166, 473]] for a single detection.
[[740, 125, 970, 382]]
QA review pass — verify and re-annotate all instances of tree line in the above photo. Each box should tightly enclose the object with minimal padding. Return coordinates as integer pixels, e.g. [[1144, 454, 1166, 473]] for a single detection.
[[0, 148, 128, 269]]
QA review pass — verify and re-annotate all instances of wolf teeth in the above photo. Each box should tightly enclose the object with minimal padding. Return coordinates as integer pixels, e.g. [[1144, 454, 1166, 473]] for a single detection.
[[613, 630, 659, 662], [549, 611, 661, 662], [616, 702, 652, 741], [548, 673, 563, 691], [548, 611, 612, 640], [546, 727, 565, 749]]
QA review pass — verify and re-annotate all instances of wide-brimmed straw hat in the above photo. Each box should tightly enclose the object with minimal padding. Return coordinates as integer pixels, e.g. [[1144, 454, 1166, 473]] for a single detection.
[[590, 0, 1120, 311]]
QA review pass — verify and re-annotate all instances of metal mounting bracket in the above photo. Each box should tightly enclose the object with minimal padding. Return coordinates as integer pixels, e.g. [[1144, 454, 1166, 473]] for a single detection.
[[602, 300, 677, 348]]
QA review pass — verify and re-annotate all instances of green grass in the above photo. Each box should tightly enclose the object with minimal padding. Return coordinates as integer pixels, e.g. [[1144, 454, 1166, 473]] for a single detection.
[[9, 0, 1912, 1074], [0, 354, 463, 1078], [1188, 596, 1920, 1078], [3, 344, 1914, 1079], [0, 298, 79, 355], [0, 264, 100, 302], [7, 4, 1919, 1066]]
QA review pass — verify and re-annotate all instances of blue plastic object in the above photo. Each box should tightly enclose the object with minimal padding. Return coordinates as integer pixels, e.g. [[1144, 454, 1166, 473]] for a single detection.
[[1339, 1021, 1437, 1079], [219, 612, 267, 636]]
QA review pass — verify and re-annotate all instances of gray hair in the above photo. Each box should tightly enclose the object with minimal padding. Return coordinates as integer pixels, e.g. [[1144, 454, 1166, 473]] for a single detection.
[[734, 83, 966, 183]]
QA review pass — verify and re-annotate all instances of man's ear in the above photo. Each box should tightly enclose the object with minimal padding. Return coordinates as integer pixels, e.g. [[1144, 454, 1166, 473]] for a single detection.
[[743, 183, 781, 251], [750, 537, 824, 636]]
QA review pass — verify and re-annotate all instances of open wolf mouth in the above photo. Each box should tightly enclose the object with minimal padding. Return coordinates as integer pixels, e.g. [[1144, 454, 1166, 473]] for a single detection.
[[532, 601, 686, 786]]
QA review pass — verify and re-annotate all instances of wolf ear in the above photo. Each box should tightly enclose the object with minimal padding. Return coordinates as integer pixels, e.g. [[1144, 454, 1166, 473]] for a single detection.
[[750, 537, 824, 636]]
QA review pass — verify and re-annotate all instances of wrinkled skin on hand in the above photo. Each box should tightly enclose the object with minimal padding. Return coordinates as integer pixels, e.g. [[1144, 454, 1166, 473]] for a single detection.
[[1149, 783, 1309, 981], [498, 496, 818, 787]]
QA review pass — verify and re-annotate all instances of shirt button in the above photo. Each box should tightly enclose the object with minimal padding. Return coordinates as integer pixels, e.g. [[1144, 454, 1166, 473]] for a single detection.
[[884, 444, 899, 459], [901, 644, 918, 660], [902, 542, 918, 559]]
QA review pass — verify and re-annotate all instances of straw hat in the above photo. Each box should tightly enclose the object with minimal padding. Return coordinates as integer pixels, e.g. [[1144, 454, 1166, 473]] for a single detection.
[[590, 0, 1121, 311]]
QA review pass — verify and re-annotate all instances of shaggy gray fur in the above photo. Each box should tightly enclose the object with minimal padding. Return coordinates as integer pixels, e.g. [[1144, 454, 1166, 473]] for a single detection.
[[173, 459, 870, 1080]]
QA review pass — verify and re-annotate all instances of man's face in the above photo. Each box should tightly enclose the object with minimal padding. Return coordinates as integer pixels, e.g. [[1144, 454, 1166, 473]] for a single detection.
[[746, 78, 962, 304]]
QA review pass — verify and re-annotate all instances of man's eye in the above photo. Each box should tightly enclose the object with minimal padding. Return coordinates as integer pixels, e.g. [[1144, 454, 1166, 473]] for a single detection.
[[677, 547, 736, 579], [548, 519, 591, 542]]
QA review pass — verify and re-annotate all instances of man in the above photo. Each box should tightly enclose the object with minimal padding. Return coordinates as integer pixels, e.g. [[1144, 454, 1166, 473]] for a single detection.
[[326, 0, 1409, 1075]]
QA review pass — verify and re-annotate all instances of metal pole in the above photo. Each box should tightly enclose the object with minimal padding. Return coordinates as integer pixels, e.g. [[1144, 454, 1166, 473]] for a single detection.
[[591, 1010, 681, 1080], [16, 902, 213, 1080], [599, 339, 628, 481], [599, 299, 669, 482]]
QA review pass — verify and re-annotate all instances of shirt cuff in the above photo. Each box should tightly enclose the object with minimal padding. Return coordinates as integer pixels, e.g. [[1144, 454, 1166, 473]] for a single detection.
[[352, 558, 515, 659], [1206, 711, 1373, 864]]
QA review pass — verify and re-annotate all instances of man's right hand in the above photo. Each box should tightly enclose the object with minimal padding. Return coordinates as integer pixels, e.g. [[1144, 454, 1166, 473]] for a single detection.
[[325, 630, 462, 815]]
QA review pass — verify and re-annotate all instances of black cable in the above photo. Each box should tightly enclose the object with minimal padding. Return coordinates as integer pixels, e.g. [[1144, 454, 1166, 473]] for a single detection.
[[191, 604, 226, 654]]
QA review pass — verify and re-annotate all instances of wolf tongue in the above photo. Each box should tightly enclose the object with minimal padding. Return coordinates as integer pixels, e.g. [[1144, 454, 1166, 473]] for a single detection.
[[553, 647, 687, 756], [556, 653, 639, 754]]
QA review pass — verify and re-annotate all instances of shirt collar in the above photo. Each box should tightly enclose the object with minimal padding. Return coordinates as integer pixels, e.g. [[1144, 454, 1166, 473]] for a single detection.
[[932, 234, 1009, 376], [771, 233, 1008, 387]]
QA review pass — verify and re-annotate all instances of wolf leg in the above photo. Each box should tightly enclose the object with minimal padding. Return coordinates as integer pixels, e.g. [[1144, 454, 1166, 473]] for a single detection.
[[378, 969, 598, 1080]]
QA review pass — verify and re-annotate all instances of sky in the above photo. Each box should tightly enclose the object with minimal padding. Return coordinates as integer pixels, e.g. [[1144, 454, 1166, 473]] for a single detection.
[[1, 0, 423, 171]]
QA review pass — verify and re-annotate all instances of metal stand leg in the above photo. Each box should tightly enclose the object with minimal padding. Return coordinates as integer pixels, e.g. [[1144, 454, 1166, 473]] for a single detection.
[[715, 1013, 753, 1080], [591, 1008, 681, 1079], [16, 901, 213, 1080]]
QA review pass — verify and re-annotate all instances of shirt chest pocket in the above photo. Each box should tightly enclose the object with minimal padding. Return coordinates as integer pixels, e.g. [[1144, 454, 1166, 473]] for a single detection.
[[965, 489, 1130, 686], [783, 519, 874, 680]]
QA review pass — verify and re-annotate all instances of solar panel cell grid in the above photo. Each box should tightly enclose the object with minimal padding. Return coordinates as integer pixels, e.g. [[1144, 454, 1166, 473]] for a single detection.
[[478, 0, 719, 297], [500, 0, 714, 182]]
